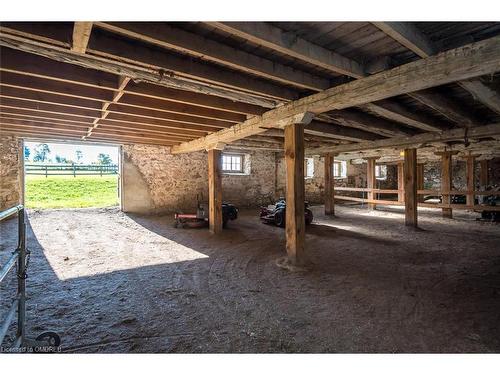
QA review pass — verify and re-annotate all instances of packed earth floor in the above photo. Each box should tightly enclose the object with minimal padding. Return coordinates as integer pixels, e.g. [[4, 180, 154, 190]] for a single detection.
[[1, 204, 499, 353]]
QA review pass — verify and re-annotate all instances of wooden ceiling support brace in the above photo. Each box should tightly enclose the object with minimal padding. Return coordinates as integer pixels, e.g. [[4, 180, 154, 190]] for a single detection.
[[208, 147, 223, 234], [324, 153, 335, 216], [364, 157, 379, 210], [417, 163, 425, 203], [436, 150, 458, 218], [404, 148, 418, 227], [284, 121, 306, 266], [465, 153, 476, 207]]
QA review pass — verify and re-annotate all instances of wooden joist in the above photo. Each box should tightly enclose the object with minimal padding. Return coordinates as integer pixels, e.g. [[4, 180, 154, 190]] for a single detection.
[[96, 22, 331, 91], [71, 22, 93, 54], [172, 36, 500, 153], [458, 80, 500, 115], [0, 29, 286, 108]]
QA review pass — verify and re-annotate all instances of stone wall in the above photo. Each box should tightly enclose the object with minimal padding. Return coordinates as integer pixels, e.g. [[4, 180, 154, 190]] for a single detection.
[[0, 135, 23, 211], [121, 144, 276, 214]]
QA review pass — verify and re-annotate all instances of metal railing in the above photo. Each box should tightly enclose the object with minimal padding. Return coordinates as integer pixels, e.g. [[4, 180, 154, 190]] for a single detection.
[[25, 164, 118, 177], [0, 205, 27, 348]]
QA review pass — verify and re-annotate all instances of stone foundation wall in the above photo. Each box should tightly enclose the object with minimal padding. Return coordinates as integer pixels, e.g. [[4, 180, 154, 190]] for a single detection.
[[121, 144, 276, 214], [0, 136, 23, 211]]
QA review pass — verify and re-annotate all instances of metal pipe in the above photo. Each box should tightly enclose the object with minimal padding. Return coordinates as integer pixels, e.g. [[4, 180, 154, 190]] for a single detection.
[[0, 205, 23, 222], [0, 251, 18, 284], [0, 298, 19, 344], [16, 209, 26, 344]]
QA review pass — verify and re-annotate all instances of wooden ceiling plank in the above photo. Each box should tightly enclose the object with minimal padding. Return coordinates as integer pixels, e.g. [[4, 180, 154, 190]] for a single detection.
[[96, 22, 331, 91], [0, 28, 289, 108]]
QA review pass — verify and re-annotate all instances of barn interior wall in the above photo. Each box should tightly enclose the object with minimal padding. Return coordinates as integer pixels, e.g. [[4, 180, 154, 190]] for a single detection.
[[121, 144, 277, 214], [0, 135, 22, 211]]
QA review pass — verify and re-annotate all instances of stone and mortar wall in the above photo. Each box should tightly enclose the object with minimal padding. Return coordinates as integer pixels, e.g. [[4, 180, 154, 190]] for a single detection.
[[0, 135, 23, 211], [121, 144, 276, 214]]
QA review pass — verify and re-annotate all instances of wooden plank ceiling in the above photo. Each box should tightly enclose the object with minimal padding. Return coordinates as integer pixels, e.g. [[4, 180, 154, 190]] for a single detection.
[[1, 21, 500, 160]]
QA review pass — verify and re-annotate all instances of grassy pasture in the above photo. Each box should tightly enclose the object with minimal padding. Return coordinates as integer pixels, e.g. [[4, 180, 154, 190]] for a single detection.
[[25, 175, 119, 209]]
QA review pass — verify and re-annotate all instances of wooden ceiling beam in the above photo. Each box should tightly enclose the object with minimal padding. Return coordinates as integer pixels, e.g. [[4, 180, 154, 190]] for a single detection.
[[0, 48, 268, 115], [96, 22, 331, 91], [326, 109, 418, 137], [372, 22, 493, 122], [458, 79, 500, 115], [0, 115, 205, 139], [306, 121, 382, 142], [207, 22, 449, 133], [171, 36, 500, 153], [206, 22, 366, 78], [71, 22, 93, 54], [0, 85, 240, 128], [319, 123, 500, 154], [0, 28, 289, 108]]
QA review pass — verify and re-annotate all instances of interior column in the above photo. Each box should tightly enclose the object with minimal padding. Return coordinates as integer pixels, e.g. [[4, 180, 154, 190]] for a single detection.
[[438, 150, 456, 219], [465, 153, 476, 207], [417, 163, 424, 203], [284, 122, 306, 265], [208, 148, 223, 234], [397, 161, 404, 203], [366, 158, 377, 210], [480, 159, 489, 190], [324, 153, 334, 216], [404, 148, 418, 227]]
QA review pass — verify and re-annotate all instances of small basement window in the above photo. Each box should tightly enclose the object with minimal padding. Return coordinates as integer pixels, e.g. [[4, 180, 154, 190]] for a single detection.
[[305, 158, 314, 179], [375, 165, 387, 180], [222, 153, 244, 173], [333, 160, 347, 179]]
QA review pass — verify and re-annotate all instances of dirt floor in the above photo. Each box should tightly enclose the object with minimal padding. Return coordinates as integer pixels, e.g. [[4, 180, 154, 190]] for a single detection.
[[1, 204, 500, 353]]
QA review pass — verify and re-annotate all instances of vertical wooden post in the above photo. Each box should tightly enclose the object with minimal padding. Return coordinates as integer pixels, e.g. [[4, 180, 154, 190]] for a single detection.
[[465, 154, 476, 207], [417, 163, 424, 203], [324, 153, 334, 215], [208, 148, 223, 234], [366, 158, 377, 209], [438, 151, 456, 218], [284, 122, 306, 265], [404, 148, 418, 227], [480, 159, 489, 190], [397, 161, 404, 203]]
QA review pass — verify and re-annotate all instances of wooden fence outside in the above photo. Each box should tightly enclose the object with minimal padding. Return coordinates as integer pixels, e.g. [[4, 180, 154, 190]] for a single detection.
[[25, 164, 118, 177]]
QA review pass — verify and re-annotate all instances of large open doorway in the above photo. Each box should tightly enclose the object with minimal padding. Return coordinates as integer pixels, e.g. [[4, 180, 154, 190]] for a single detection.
[[23, 140, 120, 209]]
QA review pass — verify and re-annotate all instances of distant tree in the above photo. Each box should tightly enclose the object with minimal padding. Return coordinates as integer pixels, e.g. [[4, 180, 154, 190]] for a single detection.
[[97, 153, 112, 165], [55, 155, 68, 164], [33, 143, 51, 163], [75, 150, 83, 163], [24, 146, 31, 161]]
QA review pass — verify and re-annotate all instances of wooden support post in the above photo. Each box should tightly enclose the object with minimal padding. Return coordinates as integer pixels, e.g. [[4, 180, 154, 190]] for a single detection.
[[366, 158, 377, 210], [465, 154, 476, 207], [404, 148, 418, 227], [417, 163, 425, 203], [208, 148, 223, 234], [480, 159, 489, 189], [324, 153, 334, 215], [397, 161, 405, 203], [284, 122, 306, 265], [436, 150, 457, 218]]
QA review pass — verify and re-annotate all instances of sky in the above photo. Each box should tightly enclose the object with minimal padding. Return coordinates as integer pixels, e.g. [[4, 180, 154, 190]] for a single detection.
[[25, 141, 119, 164]]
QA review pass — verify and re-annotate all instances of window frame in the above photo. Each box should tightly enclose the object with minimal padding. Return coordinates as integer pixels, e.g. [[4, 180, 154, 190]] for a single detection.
[[333, 160, 347, 179], [375, 164, 388, 180], [304, 157, 315, 179], [221, 153, 244, 174]]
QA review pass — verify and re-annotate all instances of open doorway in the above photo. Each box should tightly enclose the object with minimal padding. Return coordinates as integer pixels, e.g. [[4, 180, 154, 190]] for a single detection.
[[23, 140, 120, 209]]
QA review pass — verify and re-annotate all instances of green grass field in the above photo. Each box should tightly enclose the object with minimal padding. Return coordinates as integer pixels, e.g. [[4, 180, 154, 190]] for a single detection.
[[25, 175, 119, 209]]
